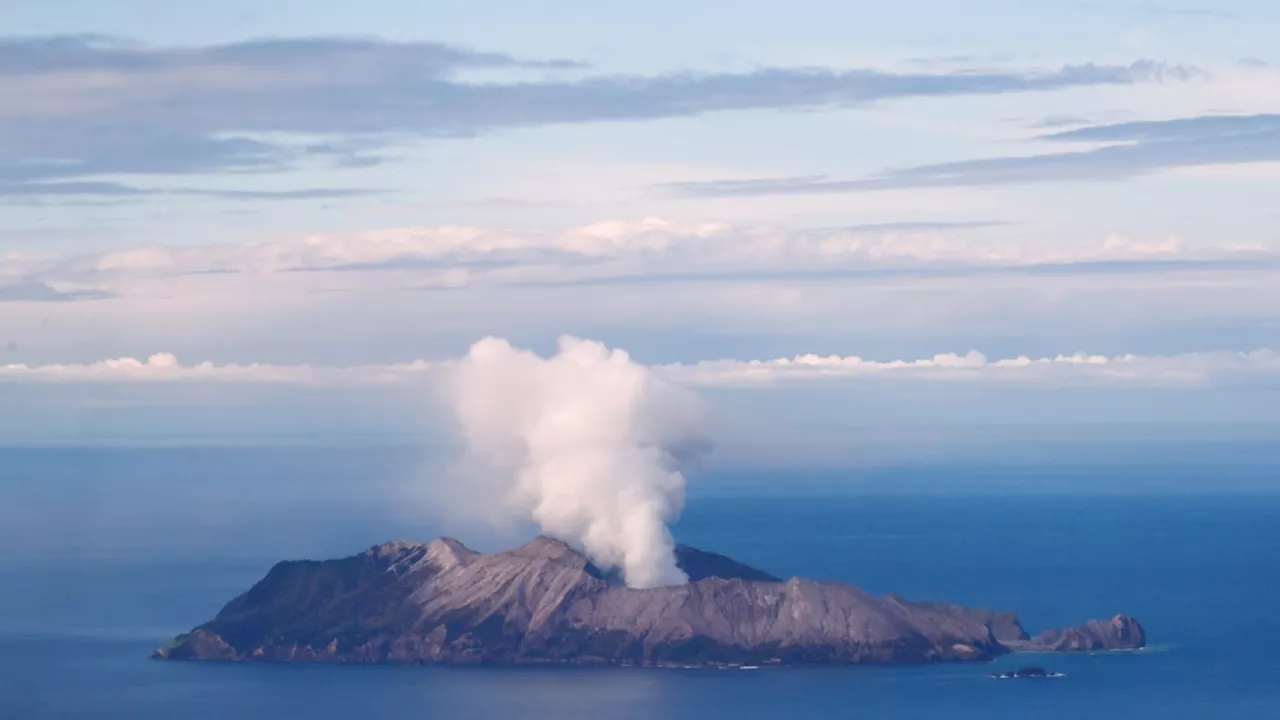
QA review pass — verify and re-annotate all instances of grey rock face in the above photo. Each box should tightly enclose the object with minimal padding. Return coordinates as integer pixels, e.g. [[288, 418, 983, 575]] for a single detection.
[[1021, 615, 1148, 652], [153, 537, 1145, 666]]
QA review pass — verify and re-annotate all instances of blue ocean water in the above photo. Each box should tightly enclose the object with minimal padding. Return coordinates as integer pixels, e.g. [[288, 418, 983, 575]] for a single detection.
[[2, 447, 1279, 719]]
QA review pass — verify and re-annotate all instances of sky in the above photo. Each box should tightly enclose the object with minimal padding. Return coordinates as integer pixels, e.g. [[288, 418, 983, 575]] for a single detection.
[[2, 0, 1280, 463]]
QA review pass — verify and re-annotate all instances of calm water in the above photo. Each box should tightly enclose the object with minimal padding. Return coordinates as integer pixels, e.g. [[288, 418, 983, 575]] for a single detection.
[[2, 448, 1279, 719]]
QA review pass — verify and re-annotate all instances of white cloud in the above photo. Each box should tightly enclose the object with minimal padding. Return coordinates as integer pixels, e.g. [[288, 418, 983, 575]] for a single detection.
[[7, 218, 1277, 372], [66, 218, 1272, 282], [663, 349, 1280, 387], [1100, 233, 1183, 256], [5, 346, 1278, 389], [0, 353, 436, 384]]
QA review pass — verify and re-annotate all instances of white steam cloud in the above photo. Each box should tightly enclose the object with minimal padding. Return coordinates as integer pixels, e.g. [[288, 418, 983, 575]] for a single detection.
[[446, 336, 708, 588]]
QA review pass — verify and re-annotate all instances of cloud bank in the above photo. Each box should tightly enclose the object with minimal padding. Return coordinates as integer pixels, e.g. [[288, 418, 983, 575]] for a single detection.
[[24, 218, 1268, 287], [5, 347, 1278, 389], [0, 353, 434, 384]]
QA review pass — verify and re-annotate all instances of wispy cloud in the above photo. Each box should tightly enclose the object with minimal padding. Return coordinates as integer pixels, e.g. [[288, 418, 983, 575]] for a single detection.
[[0, 34, 580, 76], [0, 181, 383, 202], [809, 220, 1013, 233], [172, 187, 384, 201], [665, 113, 1280, 196], [0, 352, 434, 384], [1131, 4, 1239, 19], [0, 181, 151, 198], [40, 219, 1262, 287], [507, 258, 1280, 289], [1026, 114, 1094, 129], [4, 347, 1278, 389], [0, 279, 114, 302], [664, 349, 1280, 387], [0, 34, 1198, 197]]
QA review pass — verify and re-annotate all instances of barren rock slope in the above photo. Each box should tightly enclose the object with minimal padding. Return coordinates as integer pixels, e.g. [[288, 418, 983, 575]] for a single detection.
[[154, 537, 1145, 666]]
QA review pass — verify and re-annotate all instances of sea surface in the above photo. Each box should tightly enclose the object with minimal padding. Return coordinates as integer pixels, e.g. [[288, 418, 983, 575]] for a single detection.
[[2, 447, 1278, 719]]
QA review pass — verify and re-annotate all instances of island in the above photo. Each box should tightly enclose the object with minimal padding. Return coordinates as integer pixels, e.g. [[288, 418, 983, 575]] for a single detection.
[[153, 537, 1146, 666], [990, 666, 1065, 679]]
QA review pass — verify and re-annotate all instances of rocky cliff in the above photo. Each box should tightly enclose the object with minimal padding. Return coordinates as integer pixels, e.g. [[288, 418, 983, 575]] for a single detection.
[[154, 537, 1145, 666]]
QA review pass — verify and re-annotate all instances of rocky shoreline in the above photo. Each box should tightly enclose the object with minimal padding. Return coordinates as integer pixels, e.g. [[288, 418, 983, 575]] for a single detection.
[[154, 537, 1146, 666]]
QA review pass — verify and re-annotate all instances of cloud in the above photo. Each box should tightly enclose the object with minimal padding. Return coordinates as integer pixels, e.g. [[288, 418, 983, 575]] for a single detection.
[[26, 219, 1271, 293], [1130, 4, 1239, 19], [173, 188, 384, 201], [0, 181, 381, 202], [0, 181, 150, 198], [1027, 114, 1094, 129], [508, 258, 1280, 289], [0, 34, 579, 75], [663, 349, 1280, 387], [0, 35, 1197, 195], [0, 124, 296, 185], [812, 220, 1013, 233], [62, 217, 1239, 272], [1041, 113, 1278, 144], [0, 279, 114, 302], [6, 221, 1276, 381], [0, 352, 435, 383], [4, 347, 1279, 390], [665, 113, 1280, 196]]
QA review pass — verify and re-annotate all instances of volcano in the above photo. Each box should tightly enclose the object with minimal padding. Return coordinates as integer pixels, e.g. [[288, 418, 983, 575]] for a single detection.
[[154, 537, 1146, 666]]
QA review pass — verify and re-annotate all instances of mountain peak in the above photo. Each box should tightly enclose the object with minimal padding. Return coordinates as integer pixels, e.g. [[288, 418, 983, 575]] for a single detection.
[[513, 535, 580, 558], [424, 537, 478, 570], [366, 539, 428, 558]]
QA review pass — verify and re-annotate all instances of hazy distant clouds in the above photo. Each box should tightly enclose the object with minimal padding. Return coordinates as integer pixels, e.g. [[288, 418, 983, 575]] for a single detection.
[[4, 344, 1278, 391]]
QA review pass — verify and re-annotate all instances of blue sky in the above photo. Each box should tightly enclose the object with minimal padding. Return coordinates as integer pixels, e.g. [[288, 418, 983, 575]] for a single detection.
[[2, 0, 1280, 459]]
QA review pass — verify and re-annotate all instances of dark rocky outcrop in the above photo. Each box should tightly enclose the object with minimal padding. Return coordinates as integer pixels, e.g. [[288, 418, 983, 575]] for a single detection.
[[1020, 615, 1147, 652], [990, 666, 1063, 679], [674, 544, 781, 583], [153, 537, 1146, 666]]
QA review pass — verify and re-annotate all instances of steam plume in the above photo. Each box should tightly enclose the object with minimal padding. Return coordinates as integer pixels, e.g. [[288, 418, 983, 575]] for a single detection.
[[446, 336, 708, 588]]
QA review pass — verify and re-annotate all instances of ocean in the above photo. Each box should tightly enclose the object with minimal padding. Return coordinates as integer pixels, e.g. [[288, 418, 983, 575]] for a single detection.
[[2, 447, 1278, 719]]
